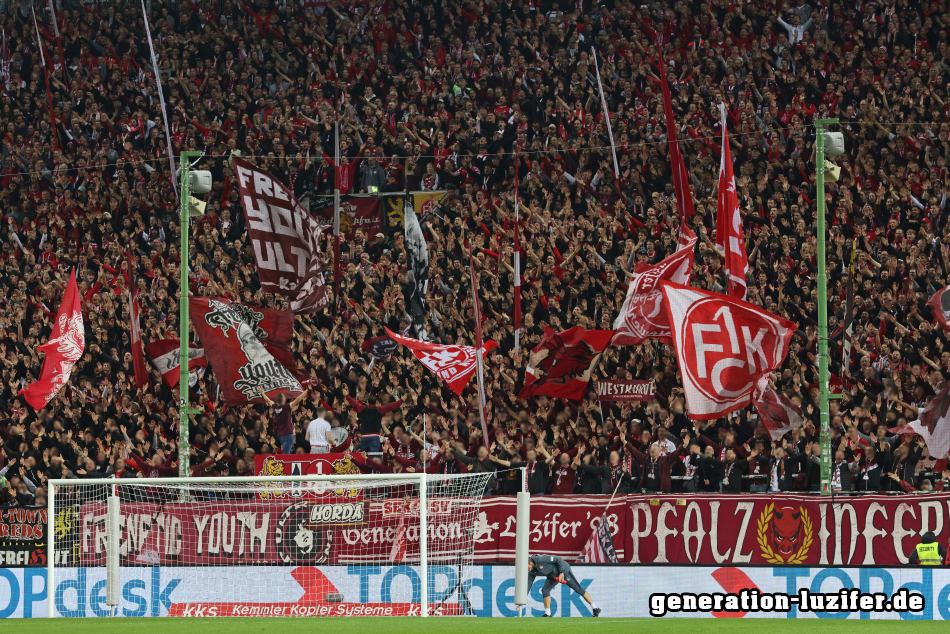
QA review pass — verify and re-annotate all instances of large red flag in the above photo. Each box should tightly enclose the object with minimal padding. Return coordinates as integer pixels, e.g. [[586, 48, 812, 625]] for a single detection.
[[144, 339, 208, 387], [659, 51, 695, 219], [753, 383, 806, 441], [927, 286, 950, 332], [519, 326, 615, 400], [190, 297, 302, 406], [19, 270, 84, 409], [128, 288, 149, 390], [613, 230, 697, 345], [384, 327, 498, 397], [660, 281, 795, 420], [234, 158, 330, 313], [714, 105, 749, 300]]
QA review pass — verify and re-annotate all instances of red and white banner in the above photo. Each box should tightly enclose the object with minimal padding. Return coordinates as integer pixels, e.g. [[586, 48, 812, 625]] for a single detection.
[[754, 384, 806, 441], [927, 286, 950, 332], [313, 198, 382, 240], [129, 288, 149, 390], [520, 326, 615, 400], [613, 231, 696, 345], [59, 493, 950, 567], [144, 339, 208, 387], [595, 380, 655, 402], [234, 158, 330, 313], [190, 297, 301, 405], [714, 105, 748, 300], [19, 269, 84, 410], [909, 381, 950, 460], [384, 327, 498, 397], [577, 512, 619, 563], [253, 454, 360, 499], [660, 281, 796, 420]]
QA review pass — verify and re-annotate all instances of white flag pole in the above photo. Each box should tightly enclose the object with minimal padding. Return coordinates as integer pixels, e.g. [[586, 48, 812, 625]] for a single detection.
[[140, 0, 178, 199], [591, 46, 620, 184]]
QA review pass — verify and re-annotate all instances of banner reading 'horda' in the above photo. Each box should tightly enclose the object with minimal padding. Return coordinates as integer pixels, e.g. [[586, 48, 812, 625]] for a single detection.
[[235, 158, 330, 313], [190, 297, 301, 405]]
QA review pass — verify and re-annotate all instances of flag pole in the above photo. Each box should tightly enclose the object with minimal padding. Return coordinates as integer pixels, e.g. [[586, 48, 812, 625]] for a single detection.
[[513, 154, 521, 357], [332, 67, 341, 314], [590, 46, 619, 185], [467, 240, 491, 448]]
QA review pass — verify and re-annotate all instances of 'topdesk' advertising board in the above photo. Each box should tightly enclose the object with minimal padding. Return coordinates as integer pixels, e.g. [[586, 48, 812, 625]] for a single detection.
[[2, 565, 950, 618]]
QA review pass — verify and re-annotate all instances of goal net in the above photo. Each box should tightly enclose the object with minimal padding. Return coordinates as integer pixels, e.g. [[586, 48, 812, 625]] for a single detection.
[[47, 472, 492, 618]]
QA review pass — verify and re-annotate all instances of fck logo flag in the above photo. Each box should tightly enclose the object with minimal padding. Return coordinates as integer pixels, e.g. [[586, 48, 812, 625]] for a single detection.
[[191, 297, 302, 406], [384, 327, 497, 396], [613, 229, 696, 345], [19, 269, 85, 410], [660, 281, 796, 420], [235, 158, 330, 313]]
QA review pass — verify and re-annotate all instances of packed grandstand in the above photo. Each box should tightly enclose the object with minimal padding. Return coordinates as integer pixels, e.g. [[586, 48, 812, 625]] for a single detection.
[[1, 0, 950, 512]]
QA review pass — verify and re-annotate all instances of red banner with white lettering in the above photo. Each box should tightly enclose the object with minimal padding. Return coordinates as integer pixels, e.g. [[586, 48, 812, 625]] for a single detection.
[[234, 158, 329, 313], [313, 198, 382, 240], [595, 380, 655, 402], [59, 494, 950, 567]]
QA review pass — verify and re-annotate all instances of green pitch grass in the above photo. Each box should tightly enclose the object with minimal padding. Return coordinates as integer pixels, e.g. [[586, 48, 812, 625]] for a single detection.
[[2, 618, 948, 633]]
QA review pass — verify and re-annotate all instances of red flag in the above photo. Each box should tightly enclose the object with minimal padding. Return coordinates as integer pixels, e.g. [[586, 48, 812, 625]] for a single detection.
[[190, 297, 302, 406], [753, 384, 806, 441], [927, 286, 950, 332], [659, 51, 695, 219], [384, 327, 498, 397], [360, 335, 398, 360], [714, 106, 749, 300], [19, 270, 84, 409], [128, 288, 149, 390], [660, 281, 796, 420], [144, 339, 208, 387], [234, 158, 330, 313], [613, 230, 697, 345], [576, 513, 619, 563], [519, 326, 615, 400]]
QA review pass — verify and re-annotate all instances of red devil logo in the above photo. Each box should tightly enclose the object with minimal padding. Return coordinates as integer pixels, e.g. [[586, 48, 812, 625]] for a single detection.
[[770, 506, 803, 558]]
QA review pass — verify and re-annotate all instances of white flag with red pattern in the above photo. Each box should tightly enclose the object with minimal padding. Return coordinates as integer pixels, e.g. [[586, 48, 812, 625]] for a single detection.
[[753, 382, 806, 441], [714, 105, 749, 300], [661, 281, 796, 420]]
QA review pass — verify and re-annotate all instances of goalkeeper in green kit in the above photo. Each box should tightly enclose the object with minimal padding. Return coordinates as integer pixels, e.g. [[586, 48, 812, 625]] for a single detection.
[[528, 554, 601, 617]]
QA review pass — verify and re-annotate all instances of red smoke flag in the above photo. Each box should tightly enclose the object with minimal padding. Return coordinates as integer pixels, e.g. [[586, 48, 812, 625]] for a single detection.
[[19, 270, 84, 409], [190, 297, 302, 406], [384, 327, 498, 397], [660, 281, 795, 420], [753, 383, 806, 441], [908, 381, 950, 460], [234, 158, 330, 313], [144, 339, 208, 387], [659, 51, 695, 219], [577, 513, 619, 563], [613, 230, 697, 345], [128, 288, 149, 390], [519, 327, 615, 400], [714, 105, 749, 300], [927, 286, 950, 332]]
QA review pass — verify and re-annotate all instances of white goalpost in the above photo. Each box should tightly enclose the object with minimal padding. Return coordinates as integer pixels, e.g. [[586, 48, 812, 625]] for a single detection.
[[46, 472, 493, 618]]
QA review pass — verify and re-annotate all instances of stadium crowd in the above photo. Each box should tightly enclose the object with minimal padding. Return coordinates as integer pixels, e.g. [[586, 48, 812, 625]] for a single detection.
[[2, 0, 950, 506]]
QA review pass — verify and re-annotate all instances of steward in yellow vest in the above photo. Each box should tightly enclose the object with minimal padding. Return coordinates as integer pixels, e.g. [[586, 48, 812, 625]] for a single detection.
[[911, 532, 947, 565]]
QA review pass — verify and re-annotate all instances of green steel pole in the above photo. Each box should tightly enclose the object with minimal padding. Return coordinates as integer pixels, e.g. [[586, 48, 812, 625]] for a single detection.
[[178, 151, 202, 479], [815, 118, 837, 496]]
